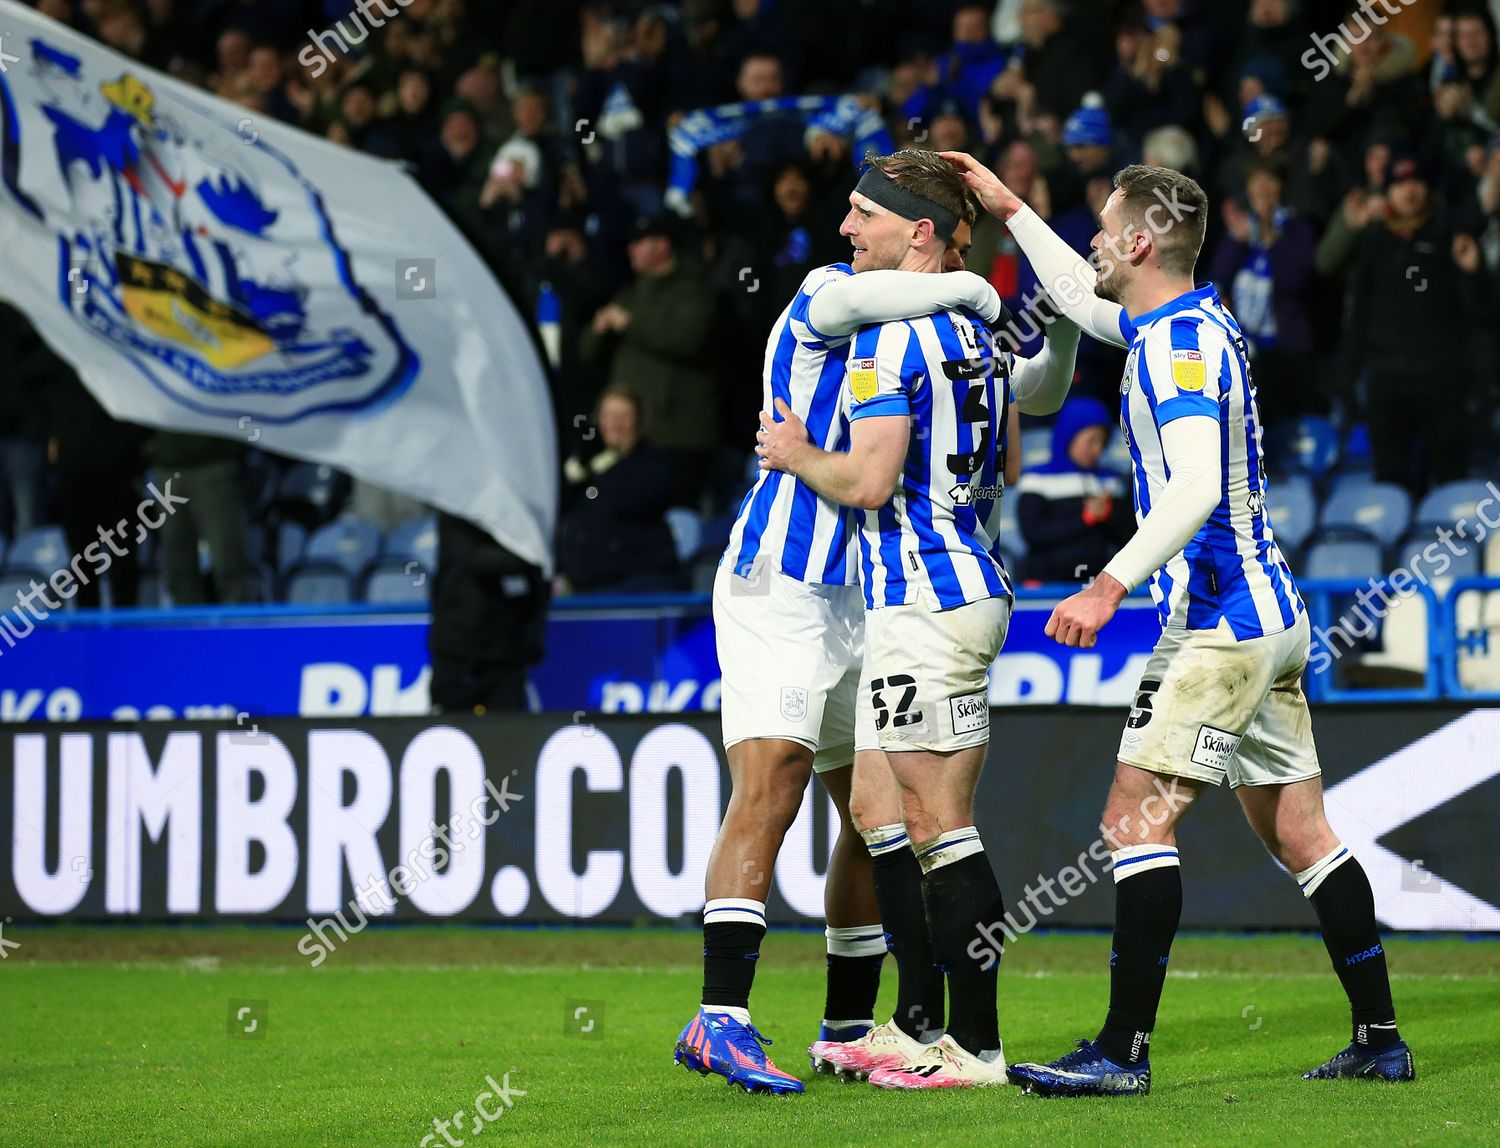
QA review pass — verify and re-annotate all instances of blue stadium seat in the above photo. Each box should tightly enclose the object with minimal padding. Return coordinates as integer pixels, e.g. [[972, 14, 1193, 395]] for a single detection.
[[363, 559, 429, 605], [1336, 422, 1373, 475], [385, 515, 438, 570], [283, 563, 354, 605], [1394, 531, 1481, 582], [1303, 535, 1383, 581], [276, 520, 308, 572], [1020, 425, 1053, 470], [1265, 416, 1339, 478], [0, 569, 40, 605], [1415, 480, 1495, 530], [665, 508, 703, 564], [8, 526, 68, 574], [1264, 475, 1317, 553], [1320, 480, 1411, 548], [304, 516, 383, 576], [997, 491, 1026, 558]]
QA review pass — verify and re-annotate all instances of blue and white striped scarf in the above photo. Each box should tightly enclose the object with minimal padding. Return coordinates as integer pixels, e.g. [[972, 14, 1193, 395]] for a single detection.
[[664, 95, 894, 215]]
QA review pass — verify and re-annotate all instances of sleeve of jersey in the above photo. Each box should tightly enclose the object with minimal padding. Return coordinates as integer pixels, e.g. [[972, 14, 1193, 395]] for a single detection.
[[1005, 204, 1131, 348], [1145, 315, 1223, 428], [845, 324, 913, 422], [786, 263, 855, 346]]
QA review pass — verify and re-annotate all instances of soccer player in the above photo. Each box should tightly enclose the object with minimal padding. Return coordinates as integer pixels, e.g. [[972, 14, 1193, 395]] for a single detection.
[[758, 151, 1079, 1089], [673, 167, 1008, 1095], [942, 151, 1416, 1095]]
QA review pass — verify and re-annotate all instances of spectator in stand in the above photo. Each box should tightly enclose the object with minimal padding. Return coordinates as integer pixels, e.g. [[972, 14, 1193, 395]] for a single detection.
[[1210, 159, 1320, 423], [1347, 150, 1488, 491], [1015, 396, 1132, 584], [580, 215, 716, 500], [1452, 9, 1500, 129], [992, 0, 1102, 124], [1051, 94, 1118, 214], [557, 387, 682, 595], [155, 433, 252, 605], [45, 370, 149, 609], [0, 304, 55, 541], [1103, 14, 1200, 143]]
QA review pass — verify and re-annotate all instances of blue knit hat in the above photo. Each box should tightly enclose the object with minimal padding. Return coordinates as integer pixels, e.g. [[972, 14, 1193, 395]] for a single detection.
[[1063, 94, 1112, 149]]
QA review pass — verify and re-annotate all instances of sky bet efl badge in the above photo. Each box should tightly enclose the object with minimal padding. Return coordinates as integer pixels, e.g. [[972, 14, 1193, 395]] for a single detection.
[[849, 357, 879, 402], [1171, 348, 1206, 391]]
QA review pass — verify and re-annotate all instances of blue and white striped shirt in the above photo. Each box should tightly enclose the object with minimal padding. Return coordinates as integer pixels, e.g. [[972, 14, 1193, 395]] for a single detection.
[[1119, 285, 1302, 638], [723, 264, 860, 584], [845, 310, 1013, 611]]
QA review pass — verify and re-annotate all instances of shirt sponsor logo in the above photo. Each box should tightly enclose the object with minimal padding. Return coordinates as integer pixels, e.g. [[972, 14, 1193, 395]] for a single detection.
[[1191, 723, 1241, 773], [1171, 348, 1206, 392], [949, 691, 989, 736]]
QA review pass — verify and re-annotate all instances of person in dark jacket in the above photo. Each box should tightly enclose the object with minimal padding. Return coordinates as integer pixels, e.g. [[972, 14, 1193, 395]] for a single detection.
[[428, 512, 550, 715], [556, 386, 682, 594], [0, 304, 55, 540], [155, 432, 251, 604], [1210, 158, 1320, 424], [1015, 396, 1132, 584], [1347, 149, 1488, 491]]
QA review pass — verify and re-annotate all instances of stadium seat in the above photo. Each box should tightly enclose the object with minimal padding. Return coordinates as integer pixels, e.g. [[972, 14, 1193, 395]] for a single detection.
[[283, 562, 354, 605], [1394, 531, 1481, 585], [665, 508, 704, 564], [1100, 432, 1133, 477], [1415, 480, 1495, 530], [1335, 422, 1373, 475], [0, 569, 40, 606], [304, 516, 383, 576], [1485, 531, 1500, 576], [1264, 474, 1317, 554], [1454, 589, 1500, 691], [1020, 425, 1053, 470], [1320, 480, 1411, 549], [276, 520, 308, 572], [1265, 415, 1339, 478], [997, 491, 1026, 558], [363, 559, 429, 605], [1303, 535, 1383, 581], [385, 515, 438, 570], [8, 526, 68, 574]]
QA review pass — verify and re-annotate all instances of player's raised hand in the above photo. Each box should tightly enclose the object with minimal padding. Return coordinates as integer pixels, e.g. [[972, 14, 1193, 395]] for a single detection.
[[755, 397, 810, 474], [939, 151, 1023, 222], [1044, 572, 1128, 648]]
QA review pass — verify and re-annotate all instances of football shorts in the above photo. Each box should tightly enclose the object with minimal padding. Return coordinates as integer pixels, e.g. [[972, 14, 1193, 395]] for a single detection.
[[860, 593, 1010, 753], [714, 563, 863, 773], [1117, 612, 1321, 788]]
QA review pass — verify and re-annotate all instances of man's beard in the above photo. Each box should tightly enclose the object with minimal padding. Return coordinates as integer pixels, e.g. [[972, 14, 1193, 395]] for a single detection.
[[1094, 267, 1126, 304]]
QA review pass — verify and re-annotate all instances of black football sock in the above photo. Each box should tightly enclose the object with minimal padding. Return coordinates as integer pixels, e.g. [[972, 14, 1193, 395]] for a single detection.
[[701, 898, 766, 1012], [916, 828, 1004, 1057], [823, 925, 885, 1027], [1297, 846, 1400, 1050], [1097, 844, 1182, 1066], [867, 824, 945, 1041]]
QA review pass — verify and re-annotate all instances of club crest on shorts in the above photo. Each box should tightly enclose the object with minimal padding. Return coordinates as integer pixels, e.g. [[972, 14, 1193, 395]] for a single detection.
[[780, 686, 809, 722]]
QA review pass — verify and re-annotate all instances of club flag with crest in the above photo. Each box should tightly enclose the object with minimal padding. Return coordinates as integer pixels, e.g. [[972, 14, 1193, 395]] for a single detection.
[[0, 3, 556, 572]]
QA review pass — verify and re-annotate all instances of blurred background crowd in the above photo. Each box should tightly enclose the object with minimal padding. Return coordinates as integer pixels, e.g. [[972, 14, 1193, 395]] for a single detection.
[[2, 0, 1499, 612]]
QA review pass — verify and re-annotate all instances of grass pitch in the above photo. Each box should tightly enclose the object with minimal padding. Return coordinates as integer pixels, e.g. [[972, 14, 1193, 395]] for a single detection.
[[2, 926, 1496, 1147]]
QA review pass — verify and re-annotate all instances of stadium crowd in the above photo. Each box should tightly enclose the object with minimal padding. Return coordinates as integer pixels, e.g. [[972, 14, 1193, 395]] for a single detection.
[[1, 0, 1499, 608]]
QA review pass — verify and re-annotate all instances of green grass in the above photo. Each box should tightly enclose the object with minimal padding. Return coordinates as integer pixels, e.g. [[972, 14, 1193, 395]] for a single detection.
[[1, 926, 1496, 1147]]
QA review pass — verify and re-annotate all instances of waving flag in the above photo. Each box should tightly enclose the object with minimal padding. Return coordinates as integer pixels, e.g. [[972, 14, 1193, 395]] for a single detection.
[[0, 3, 555, 571]]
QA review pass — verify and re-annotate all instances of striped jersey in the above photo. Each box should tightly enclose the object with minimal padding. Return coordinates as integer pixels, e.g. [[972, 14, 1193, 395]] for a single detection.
[[723, 264, 859, 585], [1118, 284, 1302, 638], [845, 310, 1013, 611]]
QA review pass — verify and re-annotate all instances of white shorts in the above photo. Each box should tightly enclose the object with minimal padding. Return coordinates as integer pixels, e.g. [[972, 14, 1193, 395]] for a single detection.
[[1117, 612, 1321, 788], [859, 594, 1010, 753], [714, 564, 864, 773]]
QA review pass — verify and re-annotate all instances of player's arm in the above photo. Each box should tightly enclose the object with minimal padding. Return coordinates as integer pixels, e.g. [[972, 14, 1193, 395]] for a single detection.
[[1045, 320, 1226, 647], [1008, 313, 1081, 415], [806, 268, 1005, 334], [757, 399, 908, 510], [941, 150, 1132, 348]]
